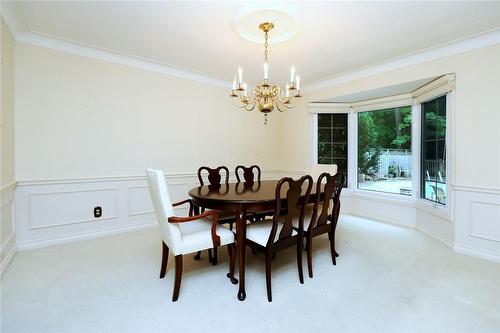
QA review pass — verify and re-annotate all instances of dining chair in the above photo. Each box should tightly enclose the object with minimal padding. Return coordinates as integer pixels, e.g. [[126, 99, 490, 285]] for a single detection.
[[294, 172, 345, 278], [196, 166, 235, 264], [245, 175, 313, 302], [235, 165, 271, 222], [308, 163, 338, 215], [235, 165, 261, 183], [310, 163, 338, 180], [146, 168, 237, 302]]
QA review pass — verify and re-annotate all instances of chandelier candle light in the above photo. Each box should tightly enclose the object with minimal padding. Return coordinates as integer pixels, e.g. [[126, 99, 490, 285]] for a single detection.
[[230, 22, 302, 124]]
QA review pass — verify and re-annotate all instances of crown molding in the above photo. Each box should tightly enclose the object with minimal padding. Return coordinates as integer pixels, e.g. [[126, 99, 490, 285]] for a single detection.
[[14, 31, 233, 89], [303, 28, 500, 93]]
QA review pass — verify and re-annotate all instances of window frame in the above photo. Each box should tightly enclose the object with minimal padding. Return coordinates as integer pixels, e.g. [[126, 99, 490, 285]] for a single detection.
[[355, 106, 414, 196], [309, 74, 455, 219], [315, 113, 349, 176]]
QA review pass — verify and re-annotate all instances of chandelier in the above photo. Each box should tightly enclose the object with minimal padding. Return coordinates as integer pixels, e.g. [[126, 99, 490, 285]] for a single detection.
[[230, 22, 302, 124]]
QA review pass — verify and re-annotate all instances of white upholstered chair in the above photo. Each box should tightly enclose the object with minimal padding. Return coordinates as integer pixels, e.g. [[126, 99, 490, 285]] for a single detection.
[[146, 168, 237, 302]]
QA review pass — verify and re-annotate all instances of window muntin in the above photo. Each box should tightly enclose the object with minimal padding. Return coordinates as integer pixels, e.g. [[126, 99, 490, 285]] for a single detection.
[[317, 114, 348, 182], [357, 106, 412, 195], [421, 95, 447, 205]]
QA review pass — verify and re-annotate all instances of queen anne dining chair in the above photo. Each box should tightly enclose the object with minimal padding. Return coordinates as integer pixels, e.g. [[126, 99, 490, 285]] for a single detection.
[[293, 172, 345, 278], [307, 163, 338, 215], [195, 166, 236, 264], [146, 168, 237, 302], [245, 175, 313, 302], [235, 165, 271, 222], [235, 165, 261, 183], [310, 163, 338, 180]]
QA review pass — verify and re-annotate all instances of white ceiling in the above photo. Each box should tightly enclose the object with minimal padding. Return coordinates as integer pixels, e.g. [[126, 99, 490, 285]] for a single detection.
[[3, 1, 500, 86]]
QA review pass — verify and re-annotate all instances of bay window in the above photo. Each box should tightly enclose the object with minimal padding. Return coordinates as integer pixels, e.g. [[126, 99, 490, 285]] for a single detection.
[[310, 74, 453, 207]]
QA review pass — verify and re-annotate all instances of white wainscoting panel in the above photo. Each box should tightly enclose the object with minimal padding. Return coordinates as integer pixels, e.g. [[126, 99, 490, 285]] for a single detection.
[[341, 190, 417, 228], [1, 182, 17, 276], [14, 170, 298, 251], [13, 171, 500, 263], [415, 208, 454, 247], [29, 188, 118, 229], [15, 175, 196, 251], [454, 185, 500, 262]]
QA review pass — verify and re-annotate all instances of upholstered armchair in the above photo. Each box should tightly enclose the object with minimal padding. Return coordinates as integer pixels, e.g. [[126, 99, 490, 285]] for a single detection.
[[146, 169, 237, 302]]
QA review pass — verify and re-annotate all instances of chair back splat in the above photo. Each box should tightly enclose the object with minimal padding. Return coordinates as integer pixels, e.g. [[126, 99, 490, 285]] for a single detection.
[[270, 175, 313, 246], [332, 173, 346, 224], [235, 165, 261, 183], [198, 166, 230, 186], [312, 172, 337, 230]]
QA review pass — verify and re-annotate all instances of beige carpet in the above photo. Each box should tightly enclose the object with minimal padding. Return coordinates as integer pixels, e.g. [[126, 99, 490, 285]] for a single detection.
[[2, 215, 500, 332]]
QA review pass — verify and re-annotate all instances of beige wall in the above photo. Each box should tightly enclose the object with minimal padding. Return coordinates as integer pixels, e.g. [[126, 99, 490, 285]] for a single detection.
[[1, 17, 16, 268], [14, 43, 286, 180], [282, 44, 500, 190], [1, 18, 15, 186]]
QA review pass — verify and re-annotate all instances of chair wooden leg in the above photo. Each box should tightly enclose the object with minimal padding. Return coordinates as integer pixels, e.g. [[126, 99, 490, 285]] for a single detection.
[[306, 237, 313, 278], [208, 247, 218, 265], [226, 243, 238, 284], [265, 252, 273, 302], [160, 242, 169, 279], [172, 255, 183, 302], [297, 237, 304, 284], [333, 223, 339, 257], [194, 251, 201, 261], [329, 231, 336, 266]]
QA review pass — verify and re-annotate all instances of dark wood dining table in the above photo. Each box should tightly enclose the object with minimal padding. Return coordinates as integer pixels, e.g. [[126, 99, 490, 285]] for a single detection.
[[188, 179, 321, 301]]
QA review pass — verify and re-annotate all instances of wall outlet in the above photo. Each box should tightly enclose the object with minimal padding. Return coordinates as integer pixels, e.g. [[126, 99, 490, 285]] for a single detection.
[[94, 206, 102, 218]]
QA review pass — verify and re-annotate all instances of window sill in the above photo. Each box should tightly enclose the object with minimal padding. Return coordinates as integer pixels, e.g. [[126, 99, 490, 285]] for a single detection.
[[343, 188, 415, 207]]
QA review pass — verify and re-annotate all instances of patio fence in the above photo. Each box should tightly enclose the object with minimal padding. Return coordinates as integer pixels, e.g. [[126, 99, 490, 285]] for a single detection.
[[377, 149, 412, 179]]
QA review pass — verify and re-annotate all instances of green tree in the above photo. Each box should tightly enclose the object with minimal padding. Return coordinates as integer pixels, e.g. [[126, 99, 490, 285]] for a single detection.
[[358, 112, 381, 177]]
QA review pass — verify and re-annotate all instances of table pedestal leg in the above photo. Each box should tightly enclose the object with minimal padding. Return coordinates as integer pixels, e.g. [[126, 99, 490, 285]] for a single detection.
[[236, 206, 247, 301]]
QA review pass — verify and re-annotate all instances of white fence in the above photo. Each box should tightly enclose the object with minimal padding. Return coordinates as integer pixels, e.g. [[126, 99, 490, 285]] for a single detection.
[[377, 149, 412, 179]]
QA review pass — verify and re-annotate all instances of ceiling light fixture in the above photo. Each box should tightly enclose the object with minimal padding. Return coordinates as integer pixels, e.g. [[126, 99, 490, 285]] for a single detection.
[[230, 22, 302, 124]]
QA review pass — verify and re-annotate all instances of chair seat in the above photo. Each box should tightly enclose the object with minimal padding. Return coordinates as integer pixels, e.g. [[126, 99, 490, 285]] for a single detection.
[[177, 219, 235, 255], [246, 220, 297, 246]]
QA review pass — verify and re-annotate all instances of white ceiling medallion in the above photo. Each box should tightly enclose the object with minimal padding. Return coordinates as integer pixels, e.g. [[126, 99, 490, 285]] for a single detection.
[[235, 9, 300, 44]]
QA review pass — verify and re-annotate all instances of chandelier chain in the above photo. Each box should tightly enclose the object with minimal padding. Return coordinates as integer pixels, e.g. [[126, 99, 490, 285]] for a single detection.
[[264, 31, 269, 63]]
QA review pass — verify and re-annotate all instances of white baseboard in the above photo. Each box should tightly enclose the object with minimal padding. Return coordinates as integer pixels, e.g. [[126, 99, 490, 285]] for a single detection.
[[454, 245, 500, 264], [17, 221, 157, 251], [0, 243, 17, 277]]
